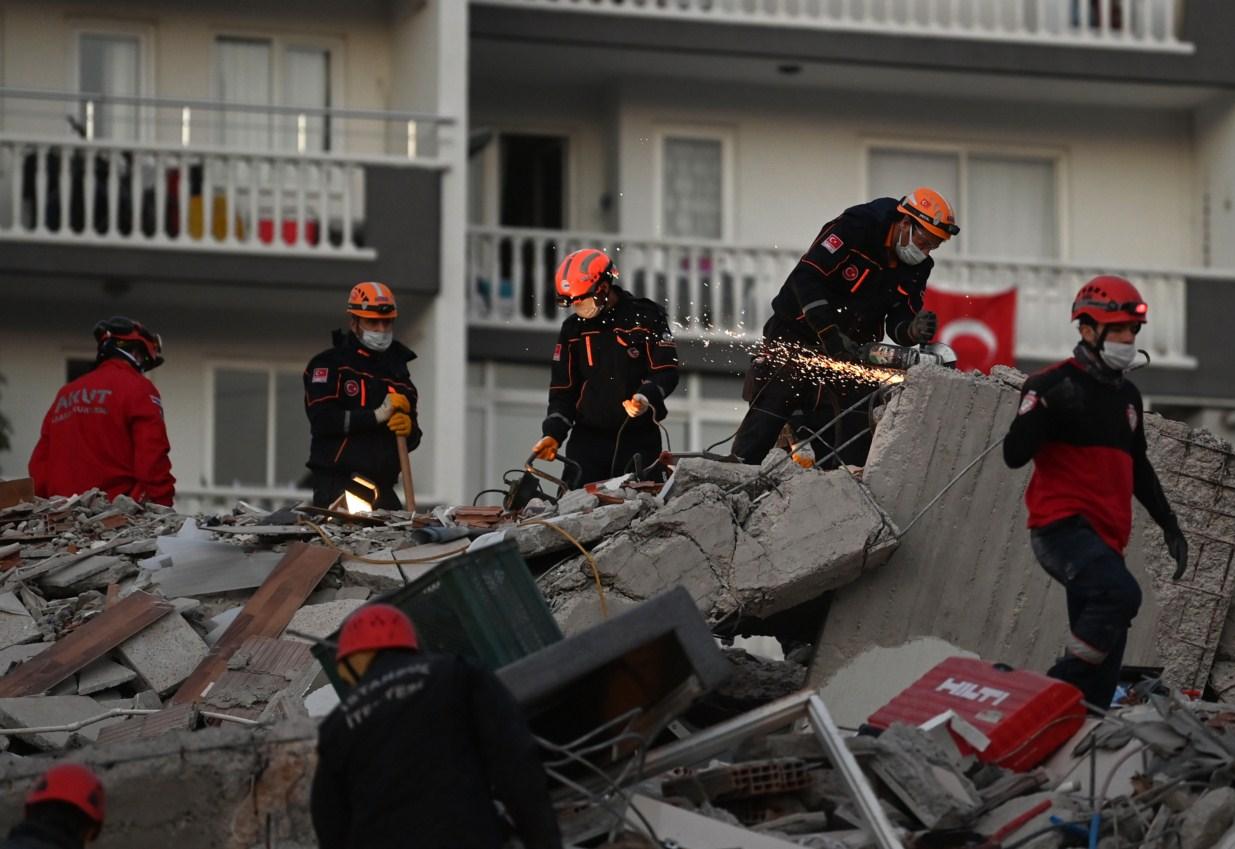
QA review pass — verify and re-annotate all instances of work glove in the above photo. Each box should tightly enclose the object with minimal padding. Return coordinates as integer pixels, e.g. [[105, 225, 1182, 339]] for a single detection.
[[819, 326, 860, 360], [388, 392, 410, 413], [622, 393, 650, 418], [1166, 526, 1189, 581], [908, 310, 938, 344], [791, 451, 814, 469], [1042, 377, 1083, 418], [532, 435, 559, 462], [387, 412, 414, 438]]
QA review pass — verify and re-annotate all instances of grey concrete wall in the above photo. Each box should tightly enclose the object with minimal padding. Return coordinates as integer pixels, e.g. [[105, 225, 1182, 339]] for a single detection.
[[809, 364, 1235, 692], [0, 720, 318, 849]]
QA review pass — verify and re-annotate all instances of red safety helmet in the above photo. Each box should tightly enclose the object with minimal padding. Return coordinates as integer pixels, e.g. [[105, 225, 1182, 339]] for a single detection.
[[1071, 275, 1148, 325], [347, 282, 398, 319], [26, 764, 106, 826], [897, 187, 959, 241], [336, 604, 419, 661], [555, 248, 617, 305], [93, 316, 164, 371]]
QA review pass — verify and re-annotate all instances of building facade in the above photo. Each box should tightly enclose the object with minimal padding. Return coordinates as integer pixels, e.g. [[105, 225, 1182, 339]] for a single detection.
[[1, 1, 1232, 510]]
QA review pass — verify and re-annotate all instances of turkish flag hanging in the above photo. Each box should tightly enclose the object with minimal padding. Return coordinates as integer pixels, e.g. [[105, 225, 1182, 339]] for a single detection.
[[922, 287, 1017, 374]]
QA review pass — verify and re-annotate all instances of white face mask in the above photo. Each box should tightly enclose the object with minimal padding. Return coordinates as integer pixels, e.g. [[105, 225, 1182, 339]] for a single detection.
[[1100, 341, 1138, 371], [895, 223, 928, 266], [572, 298, 601, 320], [360, 330, 393, 352]]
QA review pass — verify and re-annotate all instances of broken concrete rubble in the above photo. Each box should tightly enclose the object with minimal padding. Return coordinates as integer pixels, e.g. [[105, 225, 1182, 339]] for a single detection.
[[117, 612, 208, 696]]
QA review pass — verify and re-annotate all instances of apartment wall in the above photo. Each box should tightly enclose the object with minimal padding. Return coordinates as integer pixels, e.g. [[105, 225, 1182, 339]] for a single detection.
[[612, 79, 1196, 268], [1196, 95, 1235, 269]]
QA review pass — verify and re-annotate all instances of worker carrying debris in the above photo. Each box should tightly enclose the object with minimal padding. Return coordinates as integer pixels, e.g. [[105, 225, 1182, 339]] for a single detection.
[[28, 317, 175, 506], [1003, 275, 1188, 709], [730, 188, 956, 467], [311, 604, 563, 849], [303, 282, 419, 510], [531, 248, 679, 485], [3, 764, 105, 849]]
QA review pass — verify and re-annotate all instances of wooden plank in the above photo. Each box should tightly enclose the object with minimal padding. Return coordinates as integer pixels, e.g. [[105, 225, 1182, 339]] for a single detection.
[[0, 479, 34, 510], [171, 542, 337, 705], [0, 591, 173, 697]]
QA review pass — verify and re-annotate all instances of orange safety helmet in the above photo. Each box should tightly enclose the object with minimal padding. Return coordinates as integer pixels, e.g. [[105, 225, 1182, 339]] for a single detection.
[[336, 603, 419, 661], [347, 282, 398, 319], [897, 187, 959, 241], [555, 248, 617, 305], [26, 764, 106, 827], [1071, 275, 1148, 325]]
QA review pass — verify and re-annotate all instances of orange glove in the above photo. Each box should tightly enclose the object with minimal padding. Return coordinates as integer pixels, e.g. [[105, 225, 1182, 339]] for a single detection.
[[622, 393, 650, 418], [387, 412, 414, 437], [532, 436, 559, 461], [791, 451, 814, 469], [388, 392, 411, 413]]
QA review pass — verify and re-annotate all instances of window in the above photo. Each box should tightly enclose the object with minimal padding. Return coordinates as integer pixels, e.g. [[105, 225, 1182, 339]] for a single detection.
[[214, 36, 334, 152], [211, 367, 309, 489], [868, 145, 1059, 259], [661, 136, 725, 240], [77, 33, 141, 140], [500, 134, 566, 229]]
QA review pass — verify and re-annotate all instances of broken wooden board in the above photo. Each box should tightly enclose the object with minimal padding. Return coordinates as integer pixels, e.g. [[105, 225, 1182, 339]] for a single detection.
[[199, 636, 317, 721], [0, 479, 35, 510], [171, 542, 337, 705], [0, 591, 173, 698]]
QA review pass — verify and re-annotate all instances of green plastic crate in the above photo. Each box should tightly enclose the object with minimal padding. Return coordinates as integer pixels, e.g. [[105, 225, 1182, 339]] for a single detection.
[[313, 539, 562, 694]]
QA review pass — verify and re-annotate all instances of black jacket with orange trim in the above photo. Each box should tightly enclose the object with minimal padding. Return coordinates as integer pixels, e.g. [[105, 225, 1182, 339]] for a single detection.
[[769, 197, 932, 351], [1003, 353, 1177, 555], [303, 330, 421, 487], [541, 287, 679, 442]]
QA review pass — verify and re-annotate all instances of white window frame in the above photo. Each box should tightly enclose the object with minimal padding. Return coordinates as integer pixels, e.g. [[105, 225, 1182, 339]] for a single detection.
[[203, 361, 306, 489], [474, 126, 578, 230], [861, 138, 1070, 261], [652, 124, 736, 243], [67, 18, 157, 142], [210, 31, 346, 152]]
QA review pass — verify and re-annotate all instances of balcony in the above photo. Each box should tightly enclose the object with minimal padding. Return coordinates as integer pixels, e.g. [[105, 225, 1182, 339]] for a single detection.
[[0, 88, 452, 263], [466, 225, 1196, 367], [474, 0, 1191, 52]]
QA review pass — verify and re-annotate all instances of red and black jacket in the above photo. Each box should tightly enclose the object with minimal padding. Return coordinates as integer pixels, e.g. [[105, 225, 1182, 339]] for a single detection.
[[769, 197, 932, 351], [1003, 356, 1177, 554], [303, 330, 420, 487], [542, 286, 679, 442]]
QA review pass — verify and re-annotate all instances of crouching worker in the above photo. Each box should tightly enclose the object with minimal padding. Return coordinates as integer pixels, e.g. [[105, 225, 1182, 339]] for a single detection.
[[530, 249, 679, 485], [310, 604, 563, 849]]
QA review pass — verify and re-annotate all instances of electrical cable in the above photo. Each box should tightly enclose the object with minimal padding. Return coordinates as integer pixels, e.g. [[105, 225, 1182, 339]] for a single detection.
[[300, 518, 468, 565], [519, 517, 608, 618]]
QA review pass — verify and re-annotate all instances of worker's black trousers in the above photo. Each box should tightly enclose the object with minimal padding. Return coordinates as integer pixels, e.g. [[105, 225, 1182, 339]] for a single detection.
[[563, 421, 662, 486], [731, 354, 873, 468], [310, 471, 403, 511], [1031, 515, 1143, 709]]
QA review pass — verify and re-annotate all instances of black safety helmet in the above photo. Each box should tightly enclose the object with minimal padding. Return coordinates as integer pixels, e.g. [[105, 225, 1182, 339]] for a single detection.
[[94, 316, 164, 371]]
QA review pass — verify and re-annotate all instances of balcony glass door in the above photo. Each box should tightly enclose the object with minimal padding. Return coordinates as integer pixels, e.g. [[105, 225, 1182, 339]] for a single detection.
[[78, 33, 140, 141]]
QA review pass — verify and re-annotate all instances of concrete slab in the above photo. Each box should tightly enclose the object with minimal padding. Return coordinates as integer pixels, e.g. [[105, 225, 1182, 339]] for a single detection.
[[816, 638, 980, 730], [0, 592, 38, 652], [76, 657, 138, 696], [0, 695, 120, 749], [151, 550, 282, 597], [341, 541, 462, 592], [627, 795, 802, 849], [116, 613, 209, 695], [0, 643, 47, 676], [39, 554, 133, 595], [510, 500, 645, 559], [285, 599, 365, 642]]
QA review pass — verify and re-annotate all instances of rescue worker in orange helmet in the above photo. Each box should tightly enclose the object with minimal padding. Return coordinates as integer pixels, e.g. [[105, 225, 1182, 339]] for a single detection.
[[310, 604, 562, 849], [731, 188, 956, 468], [530, 248, 679, 485], [29, 317, 175, 506], [303, 283, 420, 509], [3, 763, 106, 848], [1004, 276, 1187, 709]]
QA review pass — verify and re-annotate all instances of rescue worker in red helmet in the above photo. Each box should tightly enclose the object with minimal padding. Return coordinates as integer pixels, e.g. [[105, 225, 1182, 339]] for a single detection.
[[310, 604, 562, 849], [303, 283, 420, 510], [1004, 275, 1187, 709], [530, 248, 679, 485], [28, 317, 175, 506], [3, 763, 105, 848], [731, 188, 956, 467]]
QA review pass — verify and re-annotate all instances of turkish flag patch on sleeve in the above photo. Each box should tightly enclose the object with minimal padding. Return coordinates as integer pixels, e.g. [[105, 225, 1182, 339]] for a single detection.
[[823, 233, 844, 253], [312, 368, 329, 383], [552, 344, 562, 362]]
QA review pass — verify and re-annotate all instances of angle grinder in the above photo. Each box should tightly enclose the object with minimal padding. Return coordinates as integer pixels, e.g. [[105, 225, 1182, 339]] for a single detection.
[[858, 341, 958, 370]]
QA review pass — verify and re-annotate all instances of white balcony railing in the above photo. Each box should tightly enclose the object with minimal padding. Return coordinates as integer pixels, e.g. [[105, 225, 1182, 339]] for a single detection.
[[476, 0, 1192, 52], [0, 87, 453, 256], [466, 225, 1196, 367]]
